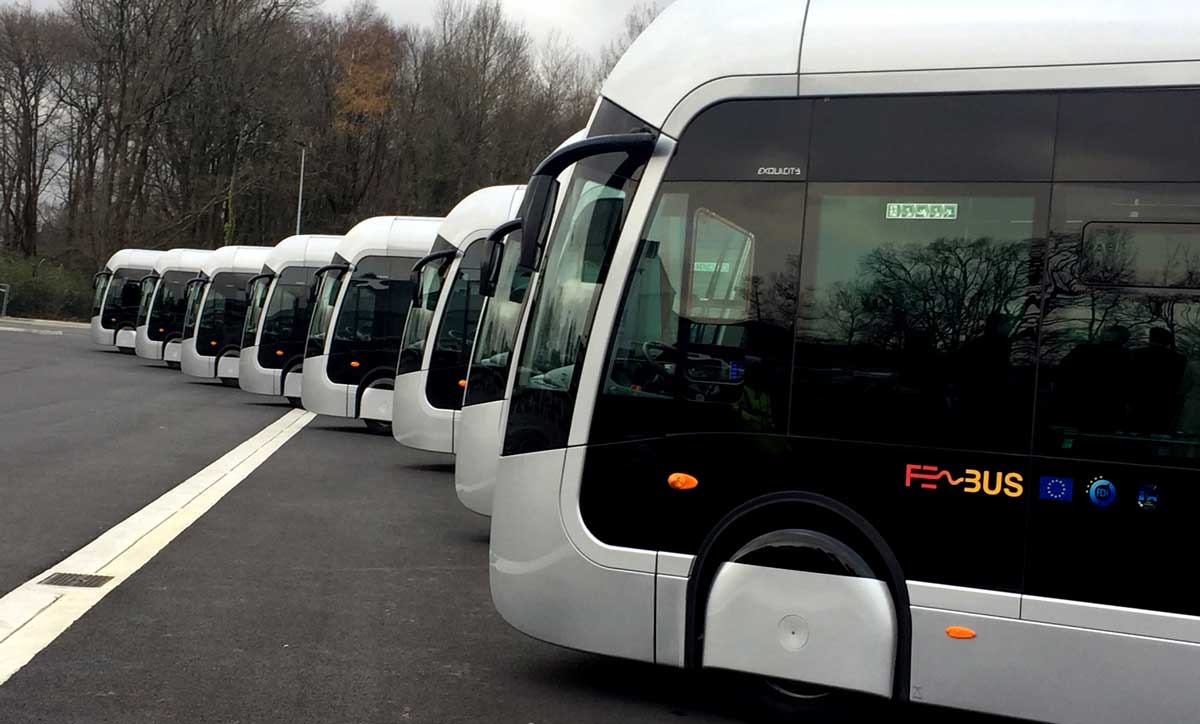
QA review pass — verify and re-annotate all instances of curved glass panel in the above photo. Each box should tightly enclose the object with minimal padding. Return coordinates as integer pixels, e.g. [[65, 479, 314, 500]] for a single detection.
[[398, 255, 451, 375], [306, 268, 347, 359], [257, 267, 318, 370], [464, 233, 530, 406], [100, 268, 152, 330], [327, 256, 419, 385], [242, 276, 272, 348], [147, 271, 194, 342], [196, 272, 254, 356]]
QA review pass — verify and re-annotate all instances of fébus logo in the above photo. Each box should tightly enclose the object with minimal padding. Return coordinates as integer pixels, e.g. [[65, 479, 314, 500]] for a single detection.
[[905, 464, 1024, 498], [757, 166, 804, 177]]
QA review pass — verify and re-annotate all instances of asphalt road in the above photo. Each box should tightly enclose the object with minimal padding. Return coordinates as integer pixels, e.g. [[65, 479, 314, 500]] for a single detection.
[[0, 319, 1020, 723]]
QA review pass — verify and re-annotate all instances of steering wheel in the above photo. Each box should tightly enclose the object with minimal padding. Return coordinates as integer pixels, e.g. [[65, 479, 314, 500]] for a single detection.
[[641, 340, 678, 375]]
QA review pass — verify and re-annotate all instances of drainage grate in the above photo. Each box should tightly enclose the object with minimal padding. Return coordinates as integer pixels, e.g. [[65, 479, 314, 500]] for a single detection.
[[40, 572, 113, 588]]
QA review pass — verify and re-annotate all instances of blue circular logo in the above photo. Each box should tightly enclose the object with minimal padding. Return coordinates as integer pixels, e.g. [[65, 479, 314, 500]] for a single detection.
[[1088, 479, 1117, 507]]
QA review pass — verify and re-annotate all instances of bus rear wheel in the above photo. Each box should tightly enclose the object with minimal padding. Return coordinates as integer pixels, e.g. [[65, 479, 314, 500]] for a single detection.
[[363, 419, 391, 435]]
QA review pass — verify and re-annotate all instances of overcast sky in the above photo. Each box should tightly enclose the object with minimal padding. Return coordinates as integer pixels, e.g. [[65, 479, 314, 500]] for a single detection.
[[321, 0, 660, 52], [23, 0, 664, 54]]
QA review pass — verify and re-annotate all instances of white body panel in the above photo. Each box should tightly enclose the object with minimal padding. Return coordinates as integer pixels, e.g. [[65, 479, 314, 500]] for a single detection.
[[283, 369, 302, 399], [392, 186, 524, 452], [180, 336, 214, 377], [302, 217, 441, 420], [359, 386, 393, 423], [134, 324, 161, 360], [910, 608, 1200, 723], [237, 345, 279, 395], [704, 564, 896, 697], [454, 398, 503, 515], [489, 449, 655, 662], [216, 354, 239, 380], [89, 316, 110, 346], [162, 340, 182, 364], [392, 369, 453, 452], [301, 354, 349, 417], [114, 328, 137, 350]]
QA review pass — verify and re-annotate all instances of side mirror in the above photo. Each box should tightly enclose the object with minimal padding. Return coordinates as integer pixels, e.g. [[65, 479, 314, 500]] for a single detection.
[[245, 272, 275, 292], [480, 219, 523, 298], [516, 132, 657, 272], [518, 175, 558, 271], [409, 249, 457, 306]]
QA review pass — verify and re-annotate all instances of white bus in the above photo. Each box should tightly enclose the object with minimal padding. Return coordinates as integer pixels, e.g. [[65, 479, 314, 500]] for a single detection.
[[302, 216, 443, 432], [90, 249, 163, 353], [392, 185, 525, 454], [239, 235, 343, 405], [135, 249, 211, 368], [489, 1, 1200, 722], [180, 245, 273, 386]]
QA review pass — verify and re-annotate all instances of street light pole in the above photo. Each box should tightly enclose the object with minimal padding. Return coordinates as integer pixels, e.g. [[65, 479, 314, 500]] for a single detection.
[[295, 142, 306, 236]]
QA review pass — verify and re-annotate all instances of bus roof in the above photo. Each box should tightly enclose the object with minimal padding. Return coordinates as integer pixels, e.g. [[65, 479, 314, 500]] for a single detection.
[[604, 0, 1200, 135], [435, 185, 525, 250], [198, 245, 273, 278], [103, 249, 163, 272], [263, 235, 344, 273], [153, 249, 212, 275], [337, 216, 444, 266]]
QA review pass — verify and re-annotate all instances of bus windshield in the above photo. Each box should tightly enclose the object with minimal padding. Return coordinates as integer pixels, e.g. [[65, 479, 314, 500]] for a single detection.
[[257, 267, 317, 369], [328, 255, 419, 385], [504, 156, 646, 454], [92, 272, 112, 318], [425, 240, 486, 410], [182, 280, 206, 340], [242, 275, 272, 348], [197, 272, 254, 355], [305, 267, 347, 359], [464, 233, 531, 406], [147, 271, 194, 341], [398, 251, 452, 374], [101, 268, 151, 329], [136, 277, 158, 326]]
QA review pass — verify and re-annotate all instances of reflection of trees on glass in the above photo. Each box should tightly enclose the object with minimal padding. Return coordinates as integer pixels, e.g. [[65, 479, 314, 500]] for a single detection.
[[801, 236, 1034, 352]]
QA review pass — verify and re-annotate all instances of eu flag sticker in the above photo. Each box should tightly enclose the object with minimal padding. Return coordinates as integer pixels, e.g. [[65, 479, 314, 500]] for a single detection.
[[1039, 476, 1074, 502]]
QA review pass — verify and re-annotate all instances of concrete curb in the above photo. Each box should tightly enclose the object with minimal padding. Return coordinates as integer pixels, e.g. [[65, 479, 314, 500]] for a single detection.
[[0, 317, 90, 330]]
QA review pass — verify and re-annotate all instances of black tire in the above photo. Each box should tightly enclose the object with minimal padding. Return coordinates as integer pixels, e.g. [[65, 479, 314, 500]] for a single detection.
[[220, 377, 239, 388], [287, 396, 303, 408], [118, 347, 135, 355], [363, 419, 392, 435], [166, 361, 181, 370]]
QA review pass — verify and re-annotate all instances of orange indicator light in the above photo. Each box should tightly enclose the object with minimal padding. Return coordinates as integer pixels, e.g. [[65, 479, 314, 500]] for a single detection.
[[210, 340, 218, 347], [946, 626, 977, 640], [275, 349, 285, 357], [458, 379, 467, 389], [668, 473, 699, 491], [350, 361, 361, 368]]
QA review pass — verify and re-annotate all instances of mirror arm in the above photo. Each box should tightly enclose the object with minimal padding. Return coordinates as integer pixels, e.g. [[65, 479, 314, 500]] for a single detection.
[[480, 218, 523, 298], [409, 249, 458, 305]]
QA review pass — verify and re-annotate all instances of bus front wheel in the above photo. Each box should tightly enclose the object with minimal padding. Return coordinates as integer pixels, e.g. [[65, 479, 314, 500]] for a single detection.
[[166, 361, 181, 370], [287, 397, 303, 408]]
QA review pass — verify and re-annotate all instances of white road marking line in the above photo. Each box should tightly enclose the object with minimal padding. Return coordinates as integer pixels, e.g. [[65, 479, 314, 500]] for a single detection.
[[0, 326, 63, 336], [0, 408, 315, 685]]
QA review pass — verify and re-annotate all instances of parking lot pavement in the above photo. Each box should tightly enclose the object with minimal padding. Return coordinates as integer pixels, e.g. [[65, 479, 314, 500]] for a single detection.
[[0, 323, 286, 595]]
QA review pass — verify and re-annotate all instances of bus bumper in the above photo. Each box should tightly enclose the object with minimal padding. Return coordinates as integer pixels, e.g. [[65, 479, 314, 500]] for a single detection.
[[455, 400, 504, 516], [301, 355, 350, 417], [391, 370, 453, 453], [134, 325, 162, 361], [180, 337, 215, 378], [238, 345, 280, 395], [115, 328, 137, 351], [489, 448, 655, 663], [90, 316, 113, 346]]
